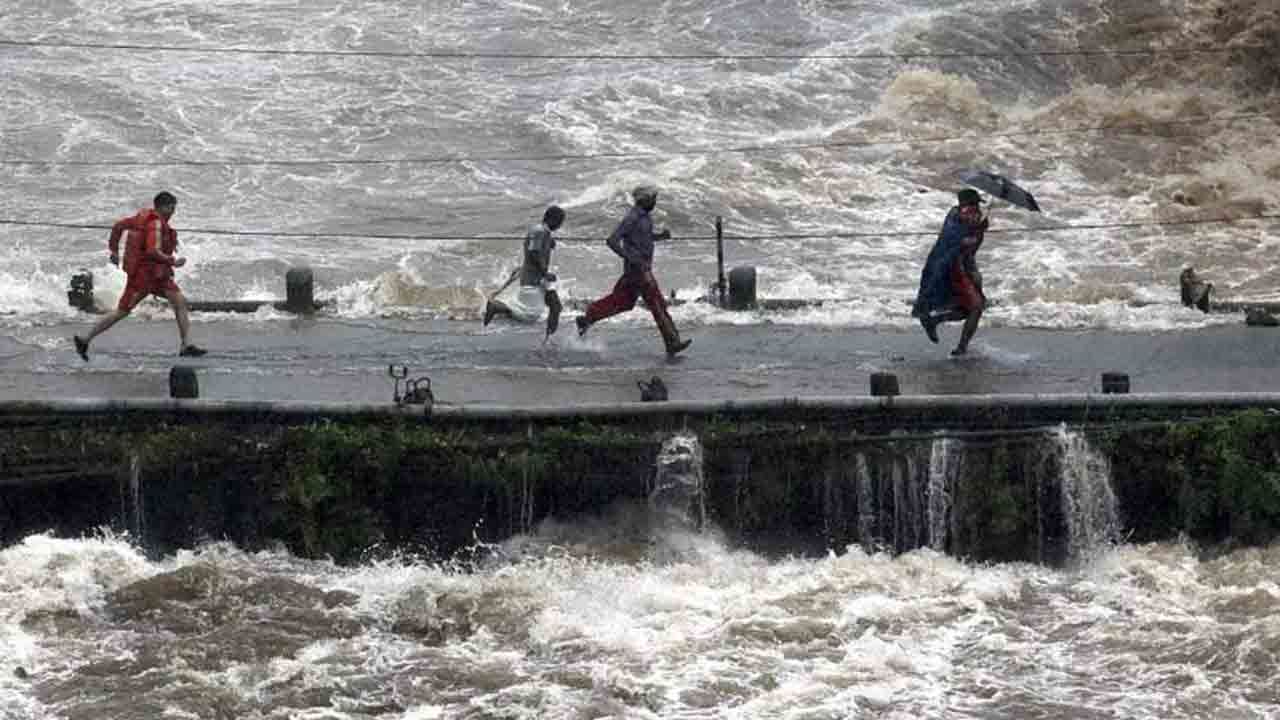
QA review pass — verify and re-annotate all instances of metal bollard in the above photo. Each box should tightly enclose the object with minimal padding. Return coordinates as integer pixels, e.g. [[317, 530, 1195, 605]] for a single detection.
[[715, 216, 726, 308], [1101, 372, 1130, 394], [169, 366, 199, 399], [870, 372, 900, 397], [390, 365, 434, 417]]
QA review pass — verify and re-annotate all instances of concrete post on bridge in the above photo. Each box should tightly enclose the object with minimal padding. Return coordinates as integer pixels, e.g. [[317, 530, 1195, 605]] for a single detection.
[[870, 372, 900, 397], [67, 269, 95, 313], [169, 366, 199, 399], [1101, 372, 1130, 394], [283, 267, 315, 314]]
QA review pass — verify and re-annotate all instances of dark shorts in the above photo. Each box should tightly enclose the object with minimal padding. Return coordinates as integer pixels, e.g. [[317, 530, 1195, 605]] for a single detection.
[[949, 262, 983, 313], [118, 269, 180, 311]]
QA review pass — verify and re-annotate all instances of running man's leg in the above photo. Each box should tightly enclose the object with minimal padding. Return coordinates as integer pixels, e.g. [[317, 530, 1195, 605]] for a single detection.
[[73, 277, 148, 359], [582, 274, 641, 326], [81, 309, 130, 344], [483, 269, 522, 326], [948, 263, 984, 356], [74, 309, 130, 360], [543, 288, 562, 337], [163, 287, 205, 355], [483, 299, 514, 327], [637, 272, 690, 354], [953, 305, 983, 356]]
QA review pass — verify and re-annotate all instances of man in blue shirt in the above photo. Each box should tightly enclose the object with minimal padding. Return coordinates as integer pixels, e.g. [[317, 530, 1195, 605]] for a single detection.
[[576, 186, 691, 357]]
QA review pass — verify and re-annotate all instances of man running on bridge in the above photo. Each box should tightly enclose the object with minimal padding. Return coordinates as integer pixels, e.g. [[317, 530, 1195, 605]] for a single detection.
[[576, 186, 691, 357], [73, 191, 206, 361]]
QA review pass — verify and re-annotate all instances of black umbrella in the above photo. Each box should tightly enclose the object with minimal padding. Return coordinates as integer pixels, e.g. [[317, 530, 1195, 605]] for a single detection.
[[958, 169, 1041, 212]]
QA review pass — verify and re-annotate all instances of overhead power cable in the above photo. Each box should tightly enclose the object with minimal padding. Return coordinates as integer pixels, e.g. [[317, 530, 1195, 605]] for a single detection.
[[0, 113, 1269, 168], [1, 213, 1275, 243], [0, 38, 1266, 62]]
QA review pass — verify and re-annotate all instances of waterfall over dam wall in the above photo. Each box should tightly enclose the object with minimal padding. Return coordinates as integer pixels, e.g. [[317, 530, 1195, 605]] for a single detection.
[[2, 396, 1279, 564]]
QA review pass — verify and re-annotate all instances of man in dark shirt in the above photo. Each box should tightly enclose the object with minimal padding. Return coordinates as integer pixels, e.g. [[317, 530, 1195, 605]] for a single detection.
[[576, 186, 691, 357], [483, 205, 565, 336]]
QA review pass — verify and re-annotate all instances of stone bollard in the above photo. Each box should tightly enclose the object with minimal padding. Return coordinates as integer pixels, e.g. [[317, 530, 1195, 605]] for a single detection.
[[870, 372, 900, 397], [169, 366, 199, 399], [67, 270, 95, 312], [727, 266, 757, 310], [1179, 267, 1212, 313], [1245, 308, 1280, 327], [284, 266, 315, 314], [1101, 372, 1129, 395]]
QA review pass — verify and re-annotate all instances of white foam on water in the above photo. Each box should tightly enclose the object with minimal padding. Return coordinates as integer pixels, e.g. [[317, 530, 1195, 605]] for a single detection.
[[0, 528, 1276, 719], [0, 532, 159, 719], [399, 707, 445, 720]]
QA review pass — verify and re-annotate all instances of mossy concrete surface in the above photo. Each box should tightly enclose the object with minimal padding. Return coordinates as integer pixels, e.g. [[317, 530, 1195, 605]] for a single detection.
[[3, 409, 1279, 564]]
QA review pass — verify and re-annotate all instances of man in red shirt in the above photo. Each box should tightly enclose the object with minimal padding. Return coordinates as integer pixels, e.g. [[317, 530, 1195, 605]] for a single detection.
[[73, 191, 206, 360]]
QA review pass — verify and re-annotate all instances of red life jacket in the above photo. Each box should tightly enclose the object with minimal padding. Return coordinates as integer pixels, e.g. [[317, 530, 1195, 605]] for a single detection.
[[110, 209, 177, 275]]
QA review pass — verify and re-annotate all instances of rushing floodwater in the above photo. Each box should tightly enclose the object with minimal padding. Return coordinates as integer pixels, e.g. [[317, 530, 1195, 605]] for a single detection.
[[3, 428, 1279, 719], [1, 3, 1279, 715], [2, 532, 1278, 720], [1, 0, 1277, 333]]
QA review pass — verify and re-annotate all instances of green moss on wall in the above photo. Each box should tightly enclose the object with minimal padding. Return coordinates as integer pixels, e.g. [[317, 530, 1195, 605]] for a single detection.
[[1106, 410, 1280, 548], [6, 410, 1280, 563]]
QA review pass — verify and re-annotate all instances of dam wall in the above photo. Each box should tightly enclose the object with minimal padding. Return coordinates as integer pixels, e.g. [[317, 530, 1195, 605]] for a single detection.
[[2, 394, 1279, 564]]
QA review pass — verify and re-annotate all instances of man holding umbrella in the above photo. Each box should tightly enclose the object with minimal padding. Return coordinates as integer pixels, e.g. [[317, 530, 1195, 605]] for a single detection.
[[913, 171, 1040, 356], [912, 188, 990, 356]]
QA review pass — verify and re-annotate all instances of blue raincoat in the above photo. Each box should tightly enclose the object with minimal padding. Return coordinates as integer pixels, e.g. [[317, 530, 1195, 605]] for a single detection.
[[912, 207, 977, 318]]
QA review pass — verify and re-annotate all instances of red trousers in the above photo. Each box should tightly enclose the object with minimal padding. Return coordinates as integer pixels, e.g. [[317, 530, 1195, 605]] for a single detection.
[[118, 267, 181, 311], [948, 260, 984, 313], [583, 270, 680, 345]]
